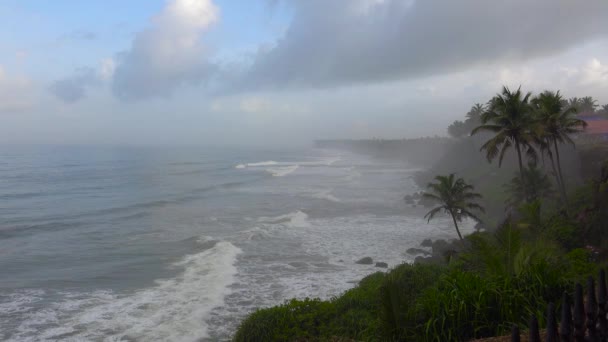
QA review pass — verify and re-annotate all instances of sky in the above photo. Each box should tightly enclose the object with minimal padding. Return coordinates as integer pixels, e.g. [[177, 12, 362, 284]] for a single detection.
[[1, 0, 608, 147]]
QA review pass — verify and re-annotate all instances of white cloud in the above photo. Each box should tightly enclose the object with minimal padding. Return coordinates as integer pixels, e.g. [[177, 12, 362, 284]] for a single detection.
[[579, 58, 608, 86], [99, 58, 116, 82], [111, 0, 220, 100]]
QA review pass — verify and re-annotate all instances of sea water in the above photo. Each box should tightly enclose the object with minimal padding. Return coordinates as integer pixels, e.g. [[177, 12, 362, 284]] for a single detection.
[[0, 145, 474, 341]]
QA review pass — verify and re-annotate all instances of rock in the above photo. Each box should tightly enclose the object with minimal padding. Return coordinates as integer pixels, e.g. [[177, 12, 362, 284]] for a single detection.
[[375, 262, 388, 268], [355, 257, 374, 265], [406, 247, 431, 256], [421, 239, 433, 247]]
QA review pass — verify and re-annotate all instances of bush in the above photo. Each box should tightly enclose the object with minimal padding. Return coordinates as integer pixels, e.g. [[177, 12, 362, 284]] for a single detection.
[[233, 298, 336, 342], [378, 263, 444, 340], [233, 272, 387, 342]]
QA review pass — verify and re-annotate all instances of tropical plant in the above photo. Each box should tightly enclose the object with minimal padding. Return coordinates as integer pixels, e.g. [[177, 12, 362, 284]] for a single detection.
[[472, 86, 537, 199], [600, 104, 608, 118], [447, 120, 469, 138], [466, 103, 485, 123], [580, 96, 598, 113], [532, 91, 587, 202], [568, 96, 598, 114], [505, 164, 554, 207], [423, 174, 485, 241]]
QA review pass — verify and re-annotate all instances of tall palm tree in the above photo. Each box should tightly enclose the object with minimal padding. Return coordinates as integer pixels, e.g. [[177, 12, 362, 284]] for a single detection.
[[472, 86, 536, 198], [532, 91, 587, 201], [531, 91, 567, 201], [423, 174, 484, 241]]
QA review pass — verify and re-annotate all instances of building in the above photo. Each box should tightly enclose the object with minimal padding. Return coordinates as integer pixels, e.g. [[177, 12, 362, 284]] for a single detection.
[[580, 112, 608, 141]]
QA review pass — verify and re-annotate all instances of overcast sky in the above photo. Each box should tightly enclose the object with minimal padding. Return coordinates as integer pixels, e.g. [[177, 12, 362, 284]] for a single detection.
[[1, 0, 608, 147]]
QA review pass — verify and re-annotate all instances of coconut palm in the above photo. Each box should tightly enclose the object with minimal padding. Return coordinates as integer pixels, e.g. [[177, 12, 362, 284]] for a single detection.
[[472, 86, 536, 198], [579, 96, 598, 113], [466, 103, 485, 123], [505, 163, 555, 207], [532, 91, 587, 201], [423, 174, 484, 241], [531, 91, 568, 201]]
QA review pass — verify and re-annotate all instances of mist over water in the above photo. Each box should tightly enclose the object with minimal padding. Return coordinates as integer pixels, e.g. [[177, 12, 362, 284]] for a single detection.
[[0, 145, 473, 341]]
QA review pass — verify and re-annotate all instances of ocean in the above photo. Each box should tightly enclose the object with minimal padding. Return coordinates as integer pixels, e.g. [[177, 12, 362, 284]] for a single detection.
[[0, 145, 473, 341]]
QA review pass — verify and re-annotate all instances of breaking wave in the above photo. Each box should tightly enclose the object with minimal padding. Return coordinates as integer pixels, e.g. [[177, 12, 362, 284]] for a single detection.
[[4, 239, 242, 342]]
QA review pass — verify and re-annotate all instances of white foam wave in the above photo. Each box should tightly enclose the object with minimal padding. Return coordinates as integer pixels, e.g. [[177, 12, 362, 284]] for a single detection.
[[235, 157, 340, 171], [239, 227, 273, 241], [235, 161, 278, 169], [266, 165, 299, 177], [310, 189, 341, 202], [257, 211, 311, 228], [8, 240, 242, 342]]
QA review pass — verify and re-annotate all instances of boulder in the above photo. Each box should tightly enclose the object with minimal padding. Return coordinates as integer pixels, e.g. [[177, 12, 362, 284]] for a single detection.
[[420, 239, 433, 247], [406, 247, 431, 256], [375, 262, 388, 268], [355, 257, 374, 265]]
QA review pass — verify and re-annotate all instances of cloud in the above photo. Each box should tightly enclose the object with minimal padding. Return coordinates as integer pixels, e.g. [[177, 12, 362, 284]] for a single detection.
[[111, 0, 219, 100], [0, 66, 33, 113], [234, 0, 608, 91], [99, 58, 116, 82], [49, 67, 99, 103]]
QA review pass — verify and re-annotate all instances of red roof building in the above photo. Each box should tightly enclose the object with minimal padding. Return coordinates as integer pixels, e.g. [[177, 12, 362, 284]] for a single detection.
[[585, 120, 608, 136]]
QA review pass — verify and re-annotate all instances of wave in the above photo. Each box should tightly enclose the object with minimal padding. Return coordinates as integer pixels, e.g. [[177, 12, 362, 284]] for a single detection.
[[4, 239, 242, 342], [266, 165, 299, 177], [257, 211, 311, 228], [235, 157, 341, 170], [309, 189, 341, 202], [235, 161, 278, 169]]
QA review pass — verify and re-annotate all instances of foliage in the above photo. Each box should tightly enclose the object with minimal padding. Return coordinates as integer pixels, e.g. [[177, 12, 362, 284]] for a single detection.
[[531, 91, 587, 203], [448, 120, 469, 138], [233, 272, 386, 342], [567, 96, 598, 113], [447, 103, 485, 138], [472, 86, 536, 170], [419, 226, 571, 341], [423, 174, 485, 241], [505, 164, 555, 207], [378, 263, 444, 340], [233, 298, 337, 342]]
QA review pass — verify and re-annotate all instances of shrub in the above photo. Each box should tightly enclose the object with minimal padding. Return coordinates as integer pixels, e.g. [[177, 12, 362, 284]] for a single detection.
[[378, 263, 444, 340]]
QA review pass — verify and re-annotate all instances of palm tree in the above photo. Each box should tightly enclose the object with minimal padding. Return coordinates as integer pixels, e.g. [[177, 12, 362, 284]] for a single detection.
[[466, 103, 485, 123], [505, 163, 554, 207], [472, 86, 536, 198], [423, 174, 485, 241], [580, 96, 598, 113], [532, 91, 567, 201], [532, 91, 587, 201]]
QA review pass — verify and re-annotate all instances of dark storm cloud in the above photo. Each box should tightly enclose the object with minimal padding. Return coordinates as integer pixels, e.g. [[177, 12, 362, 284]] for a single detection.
[[234, 0, 608, 90], [49, 67, 99, 103]]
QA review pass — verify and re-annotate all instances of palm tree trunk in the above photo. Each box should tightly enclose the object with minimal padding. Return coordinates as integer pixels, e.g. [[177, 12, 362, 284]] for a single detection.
[[449, 210, 464, 241], [515, 140, 528, 201], [546, 141, 566, 204], [553, 139, 568, 203]]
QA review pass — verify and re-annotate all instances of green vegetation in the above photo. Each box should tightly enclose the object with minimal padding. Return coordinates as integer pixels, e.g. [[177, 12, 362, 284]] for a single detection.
[[234, 87, 608, 341], [472, 86, 537, 199], [422, 174, 484, 241]]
